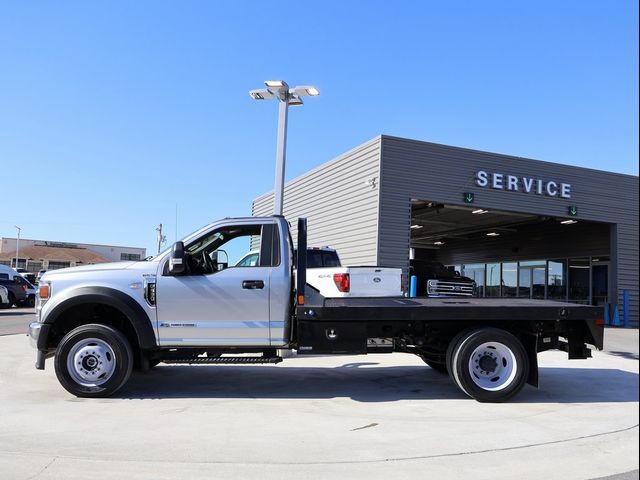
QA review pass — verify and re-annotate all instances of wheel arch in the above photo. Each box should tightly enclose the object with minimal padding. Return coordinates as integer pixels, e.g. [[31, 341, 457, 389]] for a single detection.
[[39, 287, 156, 353]]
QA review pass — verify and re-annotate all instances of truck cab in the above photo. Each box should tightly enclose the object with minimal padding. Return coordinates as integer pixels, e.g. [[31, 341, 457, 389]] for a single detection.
[[155, 217, 292, 347]]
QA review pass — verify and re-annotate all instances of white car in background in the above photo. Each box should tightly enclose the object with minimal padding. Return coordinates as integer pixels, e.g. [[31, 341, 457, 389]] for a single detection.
[[0, 285, 9, 309], [235, 247, 402, 298]]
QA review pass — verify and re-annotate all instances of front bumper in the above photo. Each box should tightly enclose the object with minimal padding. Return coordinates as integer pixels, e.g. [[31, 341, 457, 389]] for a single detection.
[[28, 322, 42, 349]]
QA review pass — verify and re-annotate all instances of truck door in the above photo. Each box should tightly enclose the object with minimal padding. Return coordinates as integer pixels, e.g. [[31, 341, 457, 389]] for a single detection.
[[155, 221, 278, 346]]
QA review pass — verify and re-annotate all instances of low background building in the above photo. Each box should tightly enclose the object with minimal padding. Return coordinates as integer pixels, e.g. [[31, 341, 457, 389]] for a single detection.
[[0, 238, 146, 272]]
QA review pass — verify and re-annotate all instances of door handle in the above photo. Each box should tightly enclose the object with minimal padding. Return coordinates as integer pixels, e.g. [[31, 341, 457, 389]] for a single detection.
[[242, 280, 264, 289]]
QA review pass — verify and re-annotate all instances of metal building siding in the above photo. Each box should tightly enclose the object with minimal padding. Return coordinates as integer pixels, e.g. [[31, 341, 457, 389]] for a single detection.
[[252, 138, 382, 266], [378, 135, 639, 326]]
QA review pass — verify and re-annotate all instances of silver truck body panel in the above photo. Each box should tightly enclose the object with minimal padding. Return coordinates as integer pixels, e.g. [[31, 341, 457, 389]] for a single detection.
[[38, 261, 160, 344], [155, 216, 292, 347], [37, 216, 292, 349], [155, 265, 272, 345]]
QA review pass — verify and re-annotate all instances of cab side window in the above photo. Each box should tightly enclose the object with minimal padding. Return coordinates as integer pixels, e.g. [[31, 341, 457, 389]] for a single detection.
[[183, 223, 279, 275], [235, 252, 260, 267]]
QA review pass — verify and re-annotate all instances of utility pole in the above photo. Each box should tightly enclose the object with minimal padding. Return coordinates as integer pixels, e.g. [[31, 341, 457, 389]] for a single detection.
[[156, 224, 166, 254], [14, 226, 21, 270]]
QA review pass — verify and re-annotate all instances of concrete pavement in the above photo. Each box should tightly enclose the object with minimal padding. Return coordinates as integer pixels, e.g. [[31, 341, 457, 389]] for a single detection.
[[0, 330, 637, 479]]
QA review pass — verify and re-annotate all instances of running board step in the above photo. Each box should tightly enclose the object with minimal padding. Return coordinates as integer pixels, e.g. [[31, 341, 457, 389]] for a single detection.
[[162, 356, 283, 365]]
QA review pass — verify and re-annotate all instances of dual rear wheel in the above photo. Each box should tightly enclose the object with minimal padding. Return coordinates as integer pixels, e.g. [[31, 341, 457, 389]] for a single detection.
[[445, 328, 529, 403]]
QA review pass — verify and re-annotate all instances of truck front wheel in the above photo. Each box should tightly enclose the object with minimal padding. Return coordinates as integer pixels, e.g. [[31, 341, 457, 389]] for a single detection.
[[449, 328, 529, 403], [54, 324, 133, 398]]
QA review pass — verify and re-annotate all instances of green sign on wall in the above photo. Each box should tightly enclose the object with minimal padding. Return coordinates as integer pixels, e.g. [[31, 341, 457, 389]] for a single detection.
[[568, 206, 578, 217], [463, 192, 474, 204]]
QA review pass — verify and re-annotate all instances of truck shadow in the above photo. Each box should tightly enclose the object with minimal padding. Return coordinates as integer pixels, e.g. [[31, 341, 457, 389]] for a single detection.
[[118, 365, 639, 403]]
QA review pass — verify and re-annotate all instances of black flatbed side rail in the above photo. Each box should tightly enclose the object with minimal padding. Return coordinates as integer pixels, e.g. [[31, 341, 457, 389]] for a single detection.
[[296, 297, 604, 350]]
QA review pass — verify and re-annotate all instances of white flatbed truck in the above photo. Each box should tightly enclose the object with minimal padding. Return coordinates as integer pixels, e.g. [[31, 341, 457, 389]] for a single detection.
[[29, 216, 604, 402]]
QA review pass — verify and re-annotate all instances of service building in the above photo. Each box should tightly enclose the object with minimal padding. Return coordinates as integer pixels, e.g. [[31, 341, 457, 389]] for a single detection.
[[253, 135, 639, 327]]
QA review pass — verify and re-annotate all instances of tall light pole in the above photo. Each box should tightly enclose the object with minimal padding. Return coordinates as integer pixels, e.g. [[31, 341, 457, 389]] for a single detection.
[[249, 80, 319, 215], [14, 226, 21, 270]]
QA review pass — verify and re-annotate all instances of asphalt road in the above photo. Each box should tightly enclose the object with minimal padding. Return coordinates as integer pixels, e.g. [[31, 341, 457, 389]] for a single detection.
[[0, 313, 637, 480], [0, 306, 35, 336]]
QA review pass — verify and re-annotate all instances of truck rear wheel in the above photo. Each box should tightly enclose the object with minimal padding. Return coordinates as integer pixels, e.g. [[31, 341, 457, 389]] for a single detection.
[[419, 356, 448, 374], [54, 324, 133, 398], [448, 328, 529, 403]]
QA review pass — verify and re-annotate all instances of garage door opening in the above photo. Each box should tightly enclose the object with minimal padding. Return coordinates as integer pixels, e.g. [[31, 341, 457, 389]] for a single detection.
[[409, 200, 611, 307]]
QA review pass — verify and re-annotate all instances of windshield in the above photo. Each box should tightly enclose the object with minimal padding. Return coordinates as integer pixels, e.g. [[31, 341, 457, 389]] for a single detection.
[[307, 250, 341, 268], [145, 220, 224, 261], [412, 260, 454, 277]]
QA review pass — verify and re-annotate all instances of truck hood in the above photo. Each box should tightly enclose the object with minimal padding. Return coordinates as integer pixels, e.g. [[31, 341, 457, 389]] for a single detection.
[[41, 261, 152, 279]]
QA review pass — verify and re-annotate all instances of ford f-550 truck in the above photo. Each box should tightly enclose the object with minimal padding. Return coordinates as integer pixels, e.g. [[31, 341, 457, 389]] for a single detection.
[[29, 216, 604, 403]]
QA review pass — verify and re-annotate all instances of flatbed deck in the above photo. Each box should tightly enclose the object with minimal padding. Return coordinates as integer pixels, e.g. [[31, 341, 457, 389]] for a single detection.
[[303, 296, 602, 322]]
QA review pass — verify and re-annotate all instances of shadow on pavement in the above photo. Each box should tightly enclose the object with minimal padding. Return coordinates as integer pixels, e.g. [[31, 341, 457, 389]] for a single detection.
[[116, 364, 639, 403], [607, 351, 640, 361], [0, 311, 35, 317]]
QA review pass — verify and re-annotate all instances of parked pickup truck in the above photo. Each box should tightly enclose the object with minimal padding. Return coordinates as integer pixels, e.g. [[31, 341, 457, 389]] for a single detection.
[[236, 247, 401, 297], [29, 216, 604, 403], [0, 277, 28, 308], [410, 259, 476, 297]]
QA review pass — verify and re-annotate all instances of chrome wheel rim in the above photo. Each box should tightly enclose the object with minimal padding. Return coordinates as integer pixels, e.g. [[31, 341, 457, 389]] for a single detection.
[[66, 338, 116, 387], [468, 341, 517, 391]]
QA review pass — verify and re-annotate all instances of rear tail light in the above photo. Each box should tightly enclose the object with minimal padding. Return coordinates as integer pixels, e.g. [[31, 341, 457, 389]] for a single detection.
[[333, 273, 350, 293]]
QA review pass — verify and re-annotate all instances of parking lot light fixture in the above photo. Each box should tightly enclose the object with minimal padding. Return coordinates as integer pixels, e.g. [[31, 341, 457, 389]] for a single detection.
[[249, 80, 320, 215], [291, 86, 320, 97], [265, 80, 286, 88]]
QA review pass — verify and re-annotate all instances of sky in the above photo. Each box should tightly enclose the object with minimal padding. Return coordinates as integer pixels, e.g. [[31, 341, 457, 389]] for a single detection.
[[0, 1, 638, 255]]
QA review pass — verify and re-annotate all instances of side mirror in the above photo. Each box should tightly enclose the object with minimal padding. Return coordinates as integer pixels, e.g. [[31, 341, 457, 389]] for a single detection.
[[211, 250, 229, 271], [169, 241, 186, 275]]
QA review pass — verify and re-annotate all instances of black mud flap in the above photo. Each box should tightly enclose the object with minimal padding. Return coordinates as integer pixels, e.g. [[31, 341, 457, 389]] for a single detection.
[[522, 334, 539, 388]]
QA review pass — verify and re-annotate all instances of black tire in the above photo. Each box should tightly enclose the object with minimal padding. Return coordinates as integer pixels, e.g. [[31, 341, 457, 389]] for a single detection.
[[445, 329, 473, 379], [8, 293, 16, 308], [54, 324, 133, 398], [424, 359, 448, 374], [449, 328, 529, 403]]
